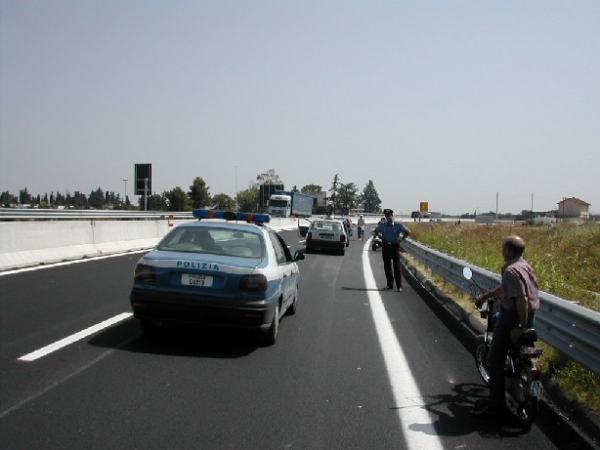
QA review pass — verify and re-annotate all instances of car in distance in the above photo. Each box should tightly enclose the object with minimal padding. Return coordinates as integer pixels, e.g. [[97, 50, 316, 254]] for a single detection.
[[305, 218, 349, 255], [129, 209, 305, 345]]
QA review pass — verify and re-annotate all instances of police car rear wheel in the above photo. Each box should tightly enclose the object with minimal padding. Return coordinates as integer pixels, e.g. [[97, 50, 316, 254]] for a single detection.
[[287, 293, 298, 315], [261, 304, 279, 346]]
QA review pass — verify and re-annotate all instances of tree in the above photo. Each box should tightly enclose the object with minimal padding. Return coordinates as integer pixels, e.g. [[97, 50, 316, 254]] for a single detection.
[[255, 169, 282, 186], [188, 177, 211, 208], [19, 188, 32, 205], [212, 193, 237, 211], [361, 180, 381, 213], [165, 187, 190, 211], [1, 190, 17, 206], [124, 195, 131, 208], [142, 193, 169, 211], [0, 173, 385, 215], [329, 174, 341, 214], [55, 191, 65, 207], [236, 185, 259, 212], [338, 182, 359, 214], [88, 188, 104, 209], [105, 191, 118, 207], [301, 184, 322, 195]]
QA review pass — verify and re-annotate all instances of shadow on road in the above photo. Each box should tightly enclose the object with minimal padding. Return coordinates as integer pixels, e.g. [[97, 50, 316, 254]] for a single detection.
[[87, 317, 258, 359], [395, 382, 535, 440]]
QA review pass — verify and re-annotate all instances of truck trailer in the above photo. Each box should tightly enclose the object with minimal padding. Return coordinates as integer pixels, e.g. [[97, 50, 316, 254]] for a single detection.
[[267, 191, 314, 218]]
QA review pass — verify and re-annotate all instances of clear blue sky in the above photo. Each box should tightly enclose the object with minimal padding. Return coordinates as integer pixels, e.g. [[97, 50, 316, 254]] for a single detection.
[[1, 1, 598, 215]]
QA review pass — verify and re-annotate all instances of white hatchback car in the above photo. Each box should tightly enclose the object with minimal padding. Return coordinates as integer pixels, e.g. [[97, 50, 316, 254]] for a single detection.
[[305, 219, 349, 255]]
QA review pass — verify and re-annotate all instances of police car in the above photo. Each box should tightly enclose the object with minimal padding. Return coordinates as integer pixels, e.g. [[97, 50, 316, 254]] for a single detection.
[[129, 209, 305, 345]]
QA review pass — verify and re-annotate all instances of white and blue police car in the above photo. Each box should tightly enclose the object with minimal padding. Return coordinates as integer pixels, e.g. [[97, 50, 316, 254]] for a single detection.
[[130, 209, 305, 345]]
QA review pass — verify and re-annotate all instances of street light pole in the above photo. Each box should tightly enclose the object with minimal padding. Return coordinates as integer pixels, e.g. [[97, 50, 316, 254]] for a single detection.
[[123, 178, 128, 207]]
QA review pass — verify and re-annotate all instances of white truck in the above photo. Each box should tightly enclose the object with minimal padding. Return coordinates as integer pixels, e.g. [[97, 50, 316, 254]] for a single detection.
[[267, 191, 314, 218]]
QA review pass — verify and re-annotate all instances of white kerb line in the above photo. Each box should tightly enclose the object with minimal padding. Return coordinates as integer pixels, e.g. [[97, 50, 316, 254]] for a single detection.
[[362, 242, 444, 450], [18, 313, 133, 362]]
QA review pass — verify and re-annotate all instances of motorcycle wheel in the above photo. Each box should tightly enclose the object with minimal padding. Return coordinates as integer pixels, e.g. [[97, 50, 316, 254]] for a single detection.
[[516, 365, 539, 429], [517, 397, 539, 430], [475, 336, 490, 385]]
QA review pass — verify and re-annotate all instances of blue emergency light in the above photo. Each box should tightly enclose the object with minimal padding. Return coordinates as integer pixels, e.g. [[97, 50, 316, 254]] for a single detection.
[[193, 209, 271, 224]]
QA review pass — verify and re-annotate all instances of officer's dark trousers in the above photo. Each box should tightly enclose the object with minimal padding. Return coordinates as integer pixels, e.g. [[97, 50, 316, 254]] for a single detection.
[[381, 243, 402, 288]]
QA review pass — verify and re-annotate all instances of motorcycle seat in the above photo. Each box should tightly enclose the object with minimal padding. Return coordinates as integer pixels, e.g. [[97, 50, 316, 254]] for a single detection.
[[515, 328, 538, 346]]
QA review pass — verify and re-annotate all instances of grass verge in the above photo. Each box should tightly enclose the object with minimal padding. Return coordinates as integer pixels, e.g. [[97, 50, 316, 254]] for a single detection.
[[404, 220, 600, 415]]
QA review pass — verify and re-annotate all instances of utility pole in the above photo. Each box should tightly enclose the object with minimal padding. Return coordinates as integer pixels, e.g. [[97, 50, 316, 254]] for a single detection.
[[123, 178, 128, 207], [235, 165, 238, 196], [495, 192, 499, 220], [144, 177, 149, 211]]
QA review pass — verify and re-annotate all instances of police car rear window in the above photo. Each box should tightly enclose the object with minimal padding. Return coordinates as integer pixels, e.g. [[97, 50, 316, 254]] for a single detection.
[[158, 227, 264, 258]]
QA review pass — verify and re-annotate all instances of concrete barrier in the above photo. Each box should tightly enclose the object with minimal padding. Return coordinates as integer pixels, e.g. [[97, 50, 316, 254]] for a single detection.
[[0, 216, 382, 272]]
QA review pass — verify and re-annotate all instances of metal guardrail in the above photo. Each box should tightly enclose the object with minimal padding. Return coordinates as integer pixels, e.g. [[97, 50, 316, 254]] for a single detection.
[[403, 238, 600, 376], [0, 209, 193, 220]]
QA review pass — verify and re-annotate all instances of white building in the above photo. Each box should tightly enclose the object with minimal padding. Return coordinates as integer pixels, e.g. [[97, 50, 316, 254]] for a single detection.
[[557, 197, 591, 219]]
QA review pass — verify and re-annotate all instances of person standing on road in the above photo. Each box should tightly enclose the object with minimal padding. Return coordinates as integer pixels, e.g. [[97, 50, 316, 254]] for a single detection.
[[374, 209, 410, 292], [345, 217, 353, 236], [471, 235, 540, 419], [357, 215, 366, 240]]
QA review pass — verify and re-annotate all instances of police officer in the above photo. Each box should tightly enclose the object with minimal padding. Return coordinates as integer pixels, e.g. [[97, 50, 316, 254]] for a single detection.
[[374, 209, 410, 292]]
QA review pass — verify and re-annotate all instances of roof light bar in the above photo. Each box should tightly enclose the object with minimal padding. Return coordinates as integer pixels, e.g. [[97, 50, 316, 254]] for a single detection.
[[193, 209, 271, 224]]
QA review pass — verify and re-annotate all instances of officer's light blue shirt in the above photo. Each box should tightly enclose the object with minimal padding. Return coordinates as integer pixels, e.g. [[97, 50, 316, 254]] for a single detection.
[[375, 220, 409, 242]]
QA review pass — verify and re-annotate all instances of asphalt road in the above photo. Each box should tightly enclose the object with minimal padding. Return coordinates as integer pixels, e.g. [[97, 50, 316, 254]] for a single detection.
[[0, 230, 589, 450]]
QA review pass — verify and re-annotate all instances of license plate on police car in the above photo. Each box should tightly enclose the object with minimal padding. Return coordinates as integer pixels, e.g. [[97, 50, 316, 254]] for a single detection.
[[530, 380, 543, 396], [182, 274, 213, 287]]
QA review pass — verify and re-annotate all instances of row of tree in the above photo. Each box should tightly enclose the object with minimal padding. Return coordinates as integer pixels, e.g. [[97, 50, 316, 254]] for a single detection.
[[1, 169, 384, 214]]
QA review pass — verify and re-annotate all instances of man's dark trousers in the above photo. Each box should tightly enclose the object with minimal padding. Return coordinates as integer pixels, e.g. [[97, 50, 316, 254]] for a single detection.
[[486, 309, 536, 410], [382, 242, 402, 288]]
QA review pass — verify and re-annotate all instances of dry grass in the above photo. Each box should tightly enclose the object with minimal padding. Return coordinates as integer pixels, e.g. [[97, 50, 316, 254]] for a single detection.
[[405, 220, 600, 414]]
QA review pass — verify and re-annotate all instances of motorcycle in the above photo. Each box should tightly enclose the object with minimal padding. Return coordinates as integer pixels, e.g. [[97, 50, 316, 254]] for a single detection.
[[371, 231, 383, 251], [463, 267, 544, 429]]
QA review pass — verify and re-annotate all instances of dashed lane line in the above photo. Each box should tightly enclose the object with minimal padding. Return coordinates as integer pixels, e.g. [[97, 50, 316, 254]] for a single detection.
[[17, 312, 133, 362]]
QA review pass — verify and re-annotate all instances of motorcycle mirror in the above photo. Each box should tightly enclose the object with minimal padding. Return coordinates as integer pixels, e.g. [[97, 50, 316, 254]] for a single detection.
[[462, 266, 486, 293], [462, 267, 473, 280]]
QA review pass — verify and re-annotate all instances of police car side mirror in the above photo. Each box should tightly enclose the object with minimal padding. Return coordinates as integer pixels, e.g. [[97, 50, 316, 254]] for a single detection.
[[294, 251, 306, 261]]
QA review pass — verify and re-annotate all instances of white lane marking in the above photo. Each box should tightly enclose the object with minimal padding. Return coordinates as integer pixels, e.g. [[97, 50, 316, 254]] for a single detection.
[[362, 241, 444, 450], [1, 332, 140, 419], [18, 313, 133, 362]]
